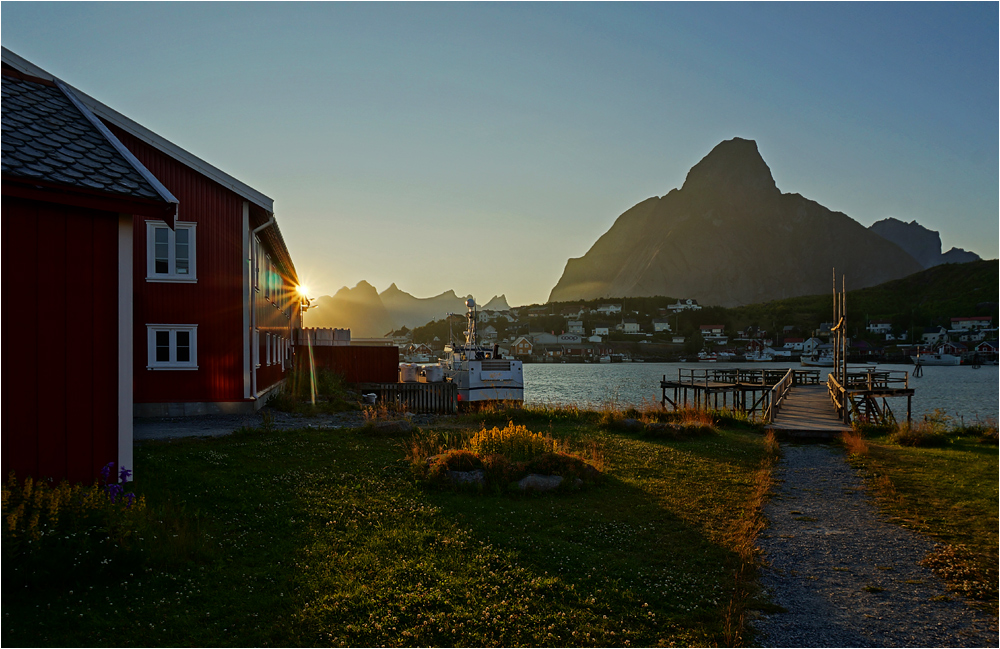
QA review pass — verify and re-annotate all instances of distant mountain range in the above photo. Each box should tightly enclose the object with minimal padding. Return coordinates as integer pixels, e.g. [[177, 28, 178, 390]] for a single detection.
[[868, 218, 980, 268], [305, 282, 510, 337], [547, 138, 980, 307], [306, 137, 983, 336]]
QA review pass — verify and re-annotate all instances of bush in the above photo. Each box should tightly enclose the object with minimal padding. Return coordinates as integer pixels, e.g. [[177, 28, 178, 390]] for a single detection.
[[891, 422, 949, 447], [3, 465, 147, 587], [466, 422, 556, 463]]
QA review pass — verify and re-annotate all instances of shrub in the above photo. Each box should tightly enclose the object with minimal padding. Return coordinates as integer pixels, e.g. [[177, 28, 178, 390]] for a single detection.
[[466, 422, 556, 463], [891, 421, 949, 447], [3, 465, 147, 587]]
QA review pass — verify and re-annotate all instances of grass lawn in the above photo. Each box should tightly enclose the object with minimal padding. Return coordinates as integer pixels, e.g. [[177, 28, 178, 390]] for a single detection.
[[843, 430, 998, 606], [3, 413, 775, 647]]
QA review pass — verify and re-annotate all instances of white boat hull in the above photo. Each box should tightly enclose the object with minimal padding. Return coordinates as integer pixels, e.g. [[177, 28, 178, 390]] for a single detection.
[[911, 354, 961, 366], [443, 357, 524, 402]]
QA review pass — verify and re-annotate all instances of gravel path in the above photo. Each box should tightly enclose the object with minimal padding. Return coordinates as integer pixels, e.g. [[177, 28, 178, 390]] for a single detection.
[[753, 444, 997, 648]]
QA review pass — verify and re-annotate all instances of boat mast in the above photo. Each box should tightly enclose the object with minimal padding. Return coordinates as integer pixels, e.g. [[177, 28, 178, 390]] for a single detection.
[[465, 298, 478, 350]]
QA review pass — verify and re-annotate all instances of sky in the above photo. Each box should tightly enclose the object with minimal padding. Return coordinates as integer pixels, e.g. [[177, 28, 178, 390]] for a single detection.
[[3, 2, 997, 306]]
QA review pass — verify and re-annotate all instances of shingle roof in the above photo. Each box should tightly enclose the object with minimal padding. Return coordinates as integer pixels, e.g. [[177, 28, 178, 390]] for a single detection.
[[2, 72, 167, 202]]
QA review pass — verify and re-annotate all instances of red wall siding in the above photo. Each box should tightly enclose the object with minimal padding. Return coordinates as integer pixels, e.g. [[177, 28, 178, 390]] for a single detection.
[[109, 127, 249, 404], [307, 346, 399, 383], [1, 196, 119, 483]]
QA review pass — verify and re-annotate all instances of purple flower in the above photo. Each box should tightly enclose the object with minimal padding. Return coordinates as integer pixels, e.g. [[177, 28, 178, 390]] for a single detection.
[[100, 462, 114, 484], [119, 466, 132, 483]]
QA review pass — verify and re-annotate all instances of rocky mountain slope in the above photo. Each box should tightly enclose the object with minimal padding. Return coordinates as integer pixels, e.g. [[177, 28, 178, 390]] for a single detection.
[[547, 138, 925, 307], [305, 282, 512, 336], [868, 217, 980, 268]]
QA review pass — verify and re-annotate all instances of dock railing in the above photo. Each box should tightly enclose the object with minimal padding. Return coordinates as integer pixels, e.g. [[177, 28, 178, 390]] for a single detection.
[[765, 369, 795, 424], [828, 374, 849, 423]]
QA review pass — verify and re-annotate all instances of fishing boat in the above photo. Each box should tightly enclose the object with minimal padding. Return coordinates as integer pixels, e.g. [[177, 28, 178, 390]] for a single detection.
[[697, 351, 718, 362], [800, 351, 835, 367], [910, 348, 961, 366], [441, 298, 524, 402], [744, 350, 774, 362]]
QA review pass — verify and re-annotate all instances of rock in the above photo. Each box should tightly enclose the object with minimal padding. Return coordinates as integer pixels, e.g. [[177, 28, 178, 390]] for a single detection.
[[449, 470, 485, 485], [621, 418, 644, 431], [518, 474, 563, 491]]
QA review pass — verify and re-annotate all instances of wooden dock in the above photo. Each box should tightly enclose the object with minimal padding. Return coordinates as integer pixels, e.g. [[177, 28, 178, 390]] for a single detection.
[[660, 368, 822, 421], [765, 385, 853, 439]]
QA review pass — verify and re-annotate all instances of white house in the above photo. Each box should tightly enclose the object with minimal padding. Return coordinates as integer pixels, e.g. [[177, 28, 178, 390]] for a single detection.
[[592, 324, 610, 336], [922, 326, 947, 345], [531, 332, 558, 345], [595, 304, 622, 315], [567, 320, 585, 334], [667, 299, 702, 312], [951, 316, 992, 331], [622, 318, 641, 334], [867, 320, 893, 335], [652, 318, 672, 332]]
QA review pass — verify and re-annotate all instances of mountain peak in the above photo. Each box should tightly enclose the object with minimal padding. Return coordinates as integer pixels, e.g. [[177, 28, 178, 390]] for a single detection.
[[680, 137, 778, 199]]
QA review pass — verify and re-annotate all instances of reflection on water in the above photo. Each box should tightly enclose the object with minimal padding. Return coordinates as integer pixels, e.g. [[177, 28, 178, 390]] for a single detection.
[[523, 362, 999, 423]]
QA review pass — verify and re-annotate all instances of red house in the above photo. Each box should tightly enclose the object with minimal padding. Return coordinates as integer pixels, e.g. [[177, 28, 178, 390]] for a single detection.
[[4, 48, 304, 418], [1, 63, 177, 483]]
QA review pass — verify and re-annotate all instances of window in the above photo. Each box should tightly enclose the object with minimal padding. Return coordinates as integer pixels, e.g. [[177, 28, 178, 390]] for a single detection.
[[147, 221, 197, 282], [147, 325, 198, 369], [266, 333, 272, 365]]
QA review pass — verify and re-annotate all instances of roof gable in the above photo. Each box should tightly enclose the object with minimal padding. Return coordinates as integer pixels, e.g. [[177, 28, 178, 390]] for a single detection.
[[2, 47, 272, 213], [2, 68, 176, 215]]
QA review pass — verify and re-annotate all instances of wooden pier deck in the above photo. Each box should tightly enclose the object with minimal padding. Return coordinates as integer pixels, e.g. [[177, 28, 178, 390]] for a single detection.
[[765, 385, 853, 439]]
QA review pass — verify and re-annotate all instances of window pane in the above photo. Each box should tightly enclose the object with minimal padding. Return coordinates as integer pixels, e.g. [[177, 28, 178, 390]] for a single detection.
[[176, 331, 190, 363], [153, 227, 170, 274], [155, 331, 170, 362]]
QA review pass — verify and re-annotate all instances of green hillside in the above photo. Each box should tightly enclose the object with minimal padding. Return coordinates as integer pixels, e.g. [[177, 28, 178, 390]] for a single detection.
[[540, 261, 997, 339]]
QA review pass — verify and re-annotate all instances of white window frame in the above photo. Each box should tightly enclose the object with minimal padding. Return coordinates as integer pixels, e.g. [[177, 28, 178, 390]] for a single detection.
[[254, 328, 261, 368], [146, 220, 197, 282], [266, 332, 272, 366], [146, 325, 198, 370]]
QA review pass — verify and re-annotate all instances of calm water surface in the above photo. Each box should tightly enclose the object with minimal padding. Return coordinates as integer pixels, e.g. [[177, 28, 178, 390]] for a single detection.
[[523, 362, 999, 424]]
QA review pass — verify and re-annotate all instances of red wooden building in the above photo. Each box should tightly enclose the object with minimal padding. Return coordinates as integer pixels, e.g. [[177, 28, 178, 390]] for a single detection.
[[1, 63, 177, 483], [4, 49, 304, 418]]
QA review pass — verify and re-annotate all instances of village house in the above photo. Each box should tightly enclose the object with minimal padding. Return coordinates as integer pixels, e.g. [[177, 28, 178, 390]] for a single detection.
[[781, 337, 805, 352], [951, 316, 992, 331], [595, 304, 622, 315], [2, 60, 178, 483], [700, 324, 727, 344], [652, 318, 672, 332], [567, 319, 585, 334], [975, 340, 998, 362], [922, 326, 948, 345], [526, 306, 550, 318], [667, 299, 702, 312], [4, 50, 303, 420], [621, 318, 641, 334], [530, 332, 558, 345], [592, 324, 611, 336], [867, 319, 893, 335], [510, 336, 533, 357]]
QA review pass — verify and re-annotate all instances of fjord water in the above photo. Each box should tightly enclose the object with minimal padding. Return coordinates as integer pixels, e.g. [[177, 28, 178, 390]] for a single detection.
[[523, 362, 999, 424]]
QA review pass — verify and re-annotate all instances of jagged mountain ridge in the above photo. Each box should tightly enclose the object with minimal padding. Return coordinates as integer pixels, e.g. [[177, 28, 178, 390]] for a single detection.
[[306, 282, 511, 336], [548, 138, 926, 306], [868, 217, 980, 268]]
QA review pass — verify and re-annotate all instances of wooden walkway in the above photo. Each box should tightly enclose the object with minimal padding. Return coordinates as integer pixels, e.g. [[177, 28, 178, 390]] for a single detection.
[[766, 385, 852, 439]]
